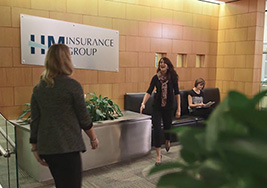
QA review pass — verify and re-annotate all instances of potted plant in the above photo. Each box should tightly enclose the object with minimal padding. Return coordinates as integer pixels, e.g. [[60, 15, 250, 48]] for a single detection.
[[17, 103, 31, 124], [85, 93, 123, 122], [150, 90, 267, 188], [18, 93, 123, 123]]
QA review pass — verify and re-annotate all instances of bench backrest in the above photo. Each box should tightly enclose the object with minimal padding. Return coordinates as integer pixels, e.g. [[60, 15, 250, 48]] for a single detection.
[[124, 92, 154, 115], [124, 88, 220, 117], [203, 88, 220, 107]]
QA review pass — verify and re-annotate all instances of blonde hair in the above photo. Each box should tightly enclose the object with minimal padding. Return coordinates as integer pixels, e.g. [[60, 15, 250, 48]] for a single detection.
[[41, 44, 73, 87]]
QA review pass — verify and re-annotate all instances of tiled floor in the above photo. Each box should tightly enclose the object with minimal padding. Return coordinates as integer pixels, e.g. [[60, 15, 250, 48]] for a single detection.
[[16, 144, 181, 188]]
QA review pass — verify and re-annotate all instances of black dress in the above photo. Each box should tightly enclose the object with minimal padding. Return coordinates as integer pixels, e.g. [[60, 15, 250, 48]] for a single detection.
[[146, 74, 180, 147], [188, 89, 212, 120]]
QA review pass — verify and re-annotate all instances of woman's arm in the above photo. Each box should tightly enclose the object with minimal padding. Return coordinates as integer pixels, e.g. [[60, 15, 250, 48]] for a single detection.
[[140, 93, 151, 114], [72, 80, 98, 149], [30, 93, 48, 167], [72, 80, 93, 130], [175, 94, 181, 118], [188, 95, 204, 108], [140, 75, 156, 113], [84, 128, 99, 149], [31, 143, 48, 166], [173, 79, 181, 118], [30, 94, 40, 144]]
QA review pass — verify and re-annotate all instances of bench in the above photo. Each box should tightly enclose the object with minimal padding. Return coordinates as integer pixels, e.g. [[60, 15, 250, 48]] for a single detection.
[[124, 88, 220, 146]]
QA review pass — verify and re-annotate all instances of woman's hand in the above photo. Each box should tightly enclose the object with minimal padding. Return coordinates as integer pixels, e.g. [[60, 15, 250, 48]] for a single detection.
[[90, 138, 99, 149], [175, 110, 181, 118], [140, 103, 145, 114], [85, 128, 98, 149], [32, 151, 49, 167]]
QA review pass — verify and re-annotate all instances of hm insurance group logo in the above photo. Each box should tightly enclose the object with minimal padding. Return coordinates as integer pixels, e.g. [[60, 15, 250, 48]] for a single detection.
[[28, 34, 64, 55], [28, 34, 105, 56]]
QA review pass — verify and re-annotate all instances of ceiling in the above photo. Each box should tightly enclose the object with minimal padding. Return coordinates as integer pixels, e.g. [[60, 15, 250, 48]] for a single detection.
[[217, 0, 240, 2], [199, 0, 240, 4]]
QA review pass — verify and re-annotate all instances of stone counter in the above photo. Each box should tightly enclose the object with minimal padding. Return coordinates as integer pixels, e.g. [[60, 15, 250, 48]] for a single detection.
[[12, 111, 152, 182]]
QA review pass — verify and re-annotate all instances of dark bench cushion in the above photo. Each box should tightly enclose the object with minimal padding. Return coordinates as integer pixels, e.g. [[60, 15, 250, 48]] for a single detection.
[[124, 88, 220, 125]]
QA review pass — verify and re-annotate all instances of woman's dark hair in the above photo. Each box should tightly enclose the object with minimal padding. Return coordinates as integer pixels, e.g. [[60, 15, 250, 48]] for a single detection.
[[157, 57, 178, 82], [194, 78, 205, 88]]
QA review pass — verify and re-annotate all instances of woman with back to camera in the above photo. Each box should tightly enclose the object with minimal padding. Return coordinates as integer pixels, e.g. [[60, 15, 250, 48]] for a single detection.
[[188, 78, 213, 120], [30, 44, 99, 188], [140, 57, 181, 166]]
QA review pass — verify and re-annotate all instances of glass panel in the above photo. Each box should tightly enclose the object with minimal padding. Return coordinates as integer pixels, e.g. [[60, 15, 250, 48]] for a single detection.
[[0, 113, 18, 188], [262, 12, 267, 81], [261, 54, 267, 81], [260, 82, 267, 110]]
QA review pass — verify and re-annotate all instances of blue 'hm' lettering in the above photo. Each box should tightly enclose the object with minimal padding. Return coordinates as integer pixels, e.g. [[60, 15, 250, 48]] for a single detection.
[[29, 35, 65, 54]]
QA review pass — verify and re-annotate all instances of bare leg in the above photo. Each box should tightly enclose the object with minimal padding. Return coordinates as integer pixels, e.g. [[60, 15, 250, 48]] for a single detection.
[[156, 147, 161, 164]]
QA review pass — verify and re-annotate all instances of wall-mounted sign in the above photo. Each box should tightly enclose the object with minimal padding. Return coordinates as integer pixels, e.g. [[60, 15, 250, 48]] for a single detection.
[[20, 14, 119, 72]]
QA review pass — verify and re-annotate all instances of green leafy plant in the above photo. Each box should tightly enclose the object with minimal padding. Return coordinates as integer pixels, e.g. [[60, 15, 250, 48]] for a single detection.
[[17, 103, 31, 124], [150, 90, 267, 188], [18, 93, 123, 123], [85, 93, 123, 122]]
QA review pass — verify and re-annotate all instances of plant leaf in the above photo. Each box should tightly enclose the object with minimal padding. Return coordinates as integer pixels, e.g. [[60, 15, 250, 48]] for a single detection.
[[157, 172, 206, 188], [17, 104, 31, 120], [205, 97, 229, 151], [149, 162, 188, 175], [250, 90, 267, 108], [228, 91, 249, 110]]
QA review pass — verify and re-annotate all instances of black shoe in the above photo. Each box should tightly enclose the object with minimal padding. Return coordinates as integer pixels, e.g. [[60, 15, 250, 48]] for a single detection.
[[165, 141, 170, 152], [166, 147, 170, 152]]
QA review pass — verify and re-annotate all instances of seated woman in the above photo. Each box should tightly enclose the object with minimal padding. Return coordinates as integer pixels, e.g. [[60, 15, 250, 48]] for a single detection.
[[188, 78, 213, 120]]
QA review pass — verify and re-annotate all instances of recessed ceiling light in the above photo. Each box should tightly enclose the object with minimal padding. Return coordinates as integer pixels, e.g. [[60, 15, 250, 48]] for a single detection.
[[198, 0, 225, 4]]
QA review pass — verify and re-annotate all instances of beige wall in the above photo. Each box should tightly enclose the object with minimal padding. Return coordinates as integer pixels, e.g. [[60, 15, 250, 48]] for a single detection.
[[216, 0, 265, 99], [0, 0, 264, 120]]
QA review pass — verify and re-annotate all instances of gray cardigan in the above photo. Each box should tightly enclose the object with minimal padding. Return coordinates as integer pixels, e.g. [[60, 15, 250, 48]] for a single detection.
[[30, 75, 92, 155]]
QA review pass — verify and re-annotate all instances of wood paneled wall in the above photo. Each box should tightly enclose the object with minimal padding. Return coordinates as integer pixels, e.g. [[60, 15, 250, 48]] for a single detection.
[[216, 0, 265, 99], [0, 0, 264, 120]]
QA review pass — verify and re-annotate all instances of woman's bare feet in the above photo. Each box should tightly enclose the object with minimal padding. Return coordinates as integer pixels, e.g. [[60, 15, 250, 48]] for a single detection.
[[155, 147, 162, 166], [155, 155, 162, 166]]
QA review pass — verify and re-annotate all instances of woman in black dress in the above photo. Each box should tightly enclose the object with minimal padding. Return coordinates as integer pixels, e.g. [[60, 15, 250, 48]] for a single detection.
[[140, 57, 181, 165], [188, 78, 213, 120]]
